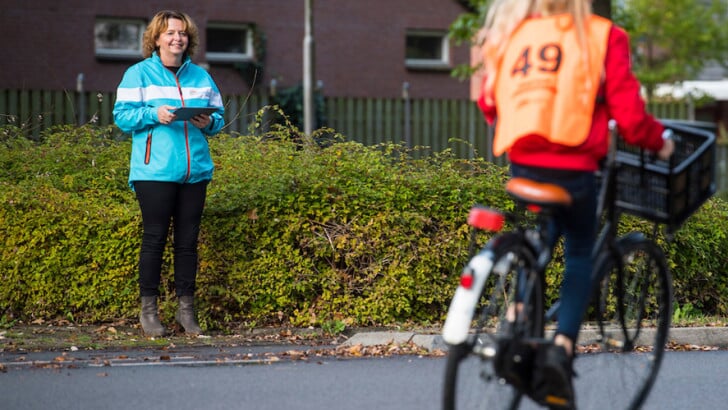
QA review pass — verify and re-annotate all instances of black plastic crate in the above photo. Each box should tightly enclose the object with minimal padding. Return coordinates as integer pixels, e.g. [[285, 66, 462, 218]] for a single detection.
[[614, 121, 716, 232]]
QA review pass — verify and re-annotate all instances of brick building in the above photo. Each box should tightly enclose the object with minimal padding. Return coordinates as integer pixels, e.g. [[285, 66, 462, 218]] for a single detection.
[[0, 0, 471, 99]]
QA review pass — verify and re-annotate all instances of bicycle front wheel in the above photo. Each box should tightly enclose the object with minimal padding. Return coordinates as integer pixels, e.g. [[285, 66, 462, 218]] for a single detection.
[[591, 235, 672, 410], [443, 236, 543, 410]]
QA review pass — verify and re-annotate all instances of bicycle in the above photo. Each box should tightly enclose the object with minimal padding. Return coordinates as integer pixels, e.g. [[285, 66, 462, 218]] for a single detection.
[[441, 120, 716, 410]]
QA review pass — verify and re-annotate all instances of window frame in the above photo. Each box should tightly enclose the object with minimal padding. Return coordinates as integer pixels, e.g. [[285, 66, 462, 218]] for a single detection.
[[205, 22, 255, 64], [405, 30, 451, 70], [94, 17, 145, 60]]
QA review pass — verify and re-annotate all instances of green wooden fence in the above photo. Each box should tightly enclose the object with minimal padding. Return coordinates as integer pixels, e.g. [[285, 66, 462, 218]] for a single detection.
[[0, 88, 692, 147], [0, 88, 494, 157], [325, 96, 491, 160], [1, 88, 725, 193]]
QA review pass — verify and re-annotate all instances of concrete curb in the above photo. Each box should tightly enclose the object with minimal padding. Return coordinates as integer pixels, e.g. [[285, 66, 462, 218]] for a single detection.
[[667, 326, 728, 347], [342, 326, 728, 352], [341, 331, 449, 352]]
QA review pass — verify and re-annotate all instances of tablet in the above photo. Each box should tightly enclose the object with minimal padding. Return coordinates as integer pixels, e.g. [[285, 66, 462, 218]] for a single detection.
[[172, 107, 218, 121]]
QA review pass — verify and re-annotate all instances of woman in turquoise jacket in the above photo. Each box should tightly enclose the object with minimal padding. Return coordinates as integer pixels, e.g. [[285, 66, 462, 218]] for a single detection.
[[113, 10, 225, 337]]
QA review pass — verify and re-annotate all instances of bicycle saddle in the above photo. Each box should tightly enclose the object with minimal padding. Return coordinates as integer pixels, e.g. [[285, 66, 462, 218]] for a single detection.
[[505, 177, 573, 208]]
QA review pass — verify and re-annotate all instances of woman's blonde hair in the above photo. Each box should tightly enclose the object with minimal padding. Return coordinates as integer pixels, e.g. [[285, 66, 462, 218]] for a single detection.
[[142, 10, 199, 58]]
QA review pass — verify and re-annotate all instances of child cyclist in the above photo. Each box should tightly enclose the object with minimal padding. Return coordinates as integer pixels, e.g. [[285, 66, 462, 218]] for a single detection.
[[476, 0, 675, 408]]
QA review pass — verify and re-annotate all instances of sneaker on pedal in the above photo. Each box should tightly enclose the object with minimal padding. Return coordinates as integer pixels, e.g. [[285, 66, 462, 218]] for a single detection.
[[530, 344, 575, 409], [493, 337, 535, 391]]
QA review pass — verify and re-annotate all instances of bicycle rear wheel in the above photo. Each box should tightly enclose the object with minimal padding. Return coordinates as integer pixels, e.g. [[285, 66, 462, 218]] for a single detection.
[[590, 235, 672, 410], [443, 238, 543, 410]]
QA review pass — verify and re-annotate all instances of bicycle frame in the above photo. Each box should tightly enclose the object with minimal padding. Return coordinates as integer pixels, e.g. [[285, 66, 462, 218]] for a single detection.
[[443, 121, 676, 410], [442, 121, 638, 346], [442, 202, 553, 346]]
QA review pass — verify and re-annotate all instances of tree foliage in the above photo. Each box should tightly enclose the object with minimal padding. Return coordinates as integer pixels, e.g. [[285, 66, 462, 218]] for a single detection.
[[614, 0, 728, 99]]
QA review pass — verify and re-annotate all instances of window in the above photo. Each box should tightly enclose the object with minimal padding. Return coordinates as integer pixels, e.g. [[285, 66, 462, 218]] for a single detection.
[[95, 17, 145, 59], [206, 23, 254, 63], [405, 30, 450, 69]]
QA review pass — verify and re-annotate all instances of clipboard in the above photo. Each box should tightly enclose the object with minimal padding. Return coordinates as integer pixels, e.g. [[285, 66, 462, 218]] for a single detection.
[[172, 107, 218, 121]]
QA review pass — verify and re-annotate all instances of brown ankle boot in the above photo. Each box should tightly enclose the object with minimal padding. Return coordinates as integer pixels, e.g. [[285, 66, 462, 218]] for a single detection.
[[176, 295, 202, 335], [139, 296, 166, 337]]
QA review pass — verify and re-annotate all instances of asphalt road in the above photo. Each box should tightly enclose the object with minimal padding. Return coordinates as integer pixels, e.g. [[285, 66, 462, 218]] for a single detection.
[[3, 327, 728, 410], [2, 346, 728, 409]]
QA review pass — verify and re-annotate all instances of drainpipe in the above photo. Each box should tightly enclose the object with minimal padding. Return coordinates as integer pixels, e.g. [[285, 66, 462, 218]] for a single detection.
[[76, 73, 85, 125], [303, 0, 315, 135], [403, 82, 411, 148]]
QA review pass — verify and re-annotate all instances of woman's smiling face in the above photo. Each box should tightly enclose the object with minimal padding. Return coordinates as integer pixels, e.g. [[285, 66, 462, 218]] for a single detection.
[[156, 17, 188, 64]]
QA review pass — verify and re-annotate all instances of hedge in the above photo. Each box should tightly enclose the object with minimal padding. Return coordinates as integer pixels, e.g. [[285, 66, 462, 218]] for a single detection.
[[1, 121, 726, 330]]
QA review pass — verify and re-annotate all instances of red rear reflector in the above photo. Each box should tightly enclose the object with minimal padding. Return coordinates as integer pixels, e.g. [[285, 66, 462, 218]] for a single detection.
[[526, 204, 542, 213], [460, 273, 474, 289], [468, 207, 505, 231]]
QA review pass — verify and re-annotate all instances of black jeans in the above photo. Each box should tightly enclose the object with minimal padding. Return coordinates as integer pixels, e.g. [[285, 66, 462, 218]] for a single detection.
[[134, 181, 208, 297]]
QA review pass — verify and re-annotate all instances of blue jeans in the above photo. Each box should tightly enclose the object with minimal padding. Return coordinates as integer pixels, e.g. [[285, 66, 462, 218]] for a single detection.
[[510, 164, 597, 341], [134, 181, 208, 297]]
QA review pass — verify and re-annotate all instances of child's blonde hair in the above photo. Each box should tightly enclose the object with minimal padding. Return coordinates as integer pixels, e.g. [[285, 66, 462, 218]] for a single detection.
[[483, 0, 591, 52], [480, 0, 593, 101]]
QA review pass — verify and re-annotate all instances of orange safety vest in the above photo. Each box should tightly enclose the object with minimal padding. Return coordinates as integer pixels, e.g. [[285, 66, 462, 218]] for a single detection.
[[492, 15, 612, 156]]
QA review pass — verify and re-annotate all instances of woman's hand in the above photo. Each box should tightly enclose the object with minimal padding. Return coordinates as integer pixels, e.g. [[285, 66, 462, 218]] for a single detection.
[[190, 114, 211, 129], [157, 105, 177, 125]]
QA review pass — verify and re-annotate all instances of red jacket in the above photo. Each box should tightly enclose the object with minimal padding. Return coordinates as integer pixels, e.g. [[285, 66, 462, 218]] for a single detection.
[[478, 24, 666, 171]]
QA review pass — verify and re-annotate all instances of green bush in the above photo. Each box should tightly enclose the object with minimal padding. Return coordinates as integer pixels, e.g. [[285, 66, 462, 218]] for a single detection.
[[0, 125, 139, 323], [1, 121, 727, 330], [668, 199, 728, 315]]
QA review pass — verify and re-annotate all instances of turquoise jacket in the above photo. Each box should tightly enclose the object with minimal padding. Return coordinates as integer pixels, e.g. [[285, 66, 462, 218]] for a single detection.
[[113, 53, 225, 189]]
